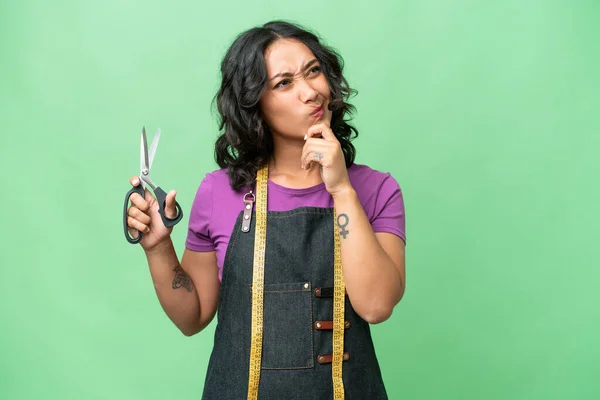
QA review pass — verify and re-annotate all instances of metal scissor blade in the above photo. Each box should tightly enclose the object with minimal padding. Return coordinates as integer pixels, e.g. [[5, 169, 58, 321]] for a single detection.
[[148, 128, 160, 169], [141, 126, 150, 171], [140, 127, 149, 190]]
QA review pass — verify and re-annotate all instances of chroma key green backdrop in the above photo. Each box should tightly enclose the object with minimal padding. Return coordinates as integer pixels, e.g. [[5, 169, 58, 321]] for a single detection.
[[1, 1, 599, 399]]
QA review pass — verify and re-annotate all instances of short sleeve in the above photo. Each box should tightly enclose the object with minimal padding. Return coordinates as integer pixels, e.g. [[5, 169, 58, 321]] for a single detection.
[[185, 173, 216, 251], [370, 173, 406, 244]]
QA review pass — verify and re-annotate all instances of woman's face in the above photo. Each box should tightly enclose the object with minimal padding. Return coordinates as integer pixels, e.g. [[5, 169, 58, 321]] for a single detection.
[[259, 38, 332, 140]]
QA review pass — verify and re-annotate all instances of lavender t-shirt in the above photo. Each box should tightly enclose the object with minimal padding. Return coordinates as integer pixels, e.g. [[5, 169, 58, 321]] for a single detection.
[[185, 163, 406, 282]]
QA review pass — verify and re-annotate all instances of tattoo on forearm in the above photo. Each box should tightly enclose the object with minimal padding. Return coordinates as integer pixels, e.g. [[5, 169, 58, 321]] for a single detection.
[[172, 265, 194, 292], [337, 213, 349, 239]]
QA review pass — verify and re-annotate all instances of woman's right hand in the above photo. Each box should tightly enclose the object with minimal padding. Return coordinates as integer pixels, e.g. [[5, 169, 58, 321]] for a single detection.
[[126, 176, 179, 251]]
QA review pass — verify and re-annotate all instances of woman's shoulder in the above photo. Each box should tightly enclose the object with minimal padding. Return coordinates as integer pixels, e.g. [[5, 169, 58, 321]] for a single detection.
[[347, 162, 404, 219], [197, 167, 248, 195], [348, 163, 401, 191], [348, 163, 405, 240], [202, 167, 234, 187], [190, 167, 245, 219]]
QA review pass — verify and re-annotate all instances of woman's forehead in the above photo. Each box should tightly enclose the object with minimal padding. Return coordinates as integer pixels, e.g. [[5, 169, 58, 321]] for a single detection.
[[264, 39, 316, 75]]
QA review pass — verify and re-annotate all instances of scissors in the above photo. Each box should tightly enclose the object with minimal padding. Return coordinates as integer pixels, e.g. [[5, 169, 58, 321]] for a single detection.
[[123, 126, 183, 244]]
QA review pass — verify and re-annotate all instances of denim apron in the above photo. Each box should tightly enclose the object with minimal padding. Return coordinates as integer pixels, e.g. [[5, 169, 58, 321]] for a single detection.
[[201, 180, 388, 399]]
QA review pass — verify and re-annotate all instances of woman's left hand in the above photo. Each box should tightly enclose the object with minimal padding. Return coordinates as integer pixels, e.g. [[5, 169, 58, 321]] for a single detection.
[[301, 122, 352, 197]]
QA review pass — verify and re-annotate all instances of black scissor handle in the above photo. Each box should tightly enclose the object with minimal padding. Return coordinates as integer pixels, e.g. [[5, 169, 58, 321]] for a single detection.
[[153, 186, 184, 227], [124, 184, 146, 244]]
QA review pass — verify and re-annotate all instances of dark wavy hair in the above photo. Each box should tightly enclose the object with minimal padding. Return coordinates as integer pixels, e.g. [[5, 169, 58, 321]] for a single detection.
[[213, 20, 359, 191]]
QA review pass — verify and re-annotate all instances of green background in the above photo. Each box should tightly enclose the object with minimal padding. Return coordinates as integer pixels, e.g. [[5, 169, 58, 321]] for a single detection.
[[1, 0, 598, 399]]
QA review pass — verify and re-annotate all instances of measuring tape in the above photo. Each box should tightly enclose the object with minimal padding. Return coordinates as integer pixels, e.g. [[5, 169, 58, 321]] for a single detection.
[[247, 164, 346, 399], [247, 164, 268, 399], [332, 202, 346, 399]]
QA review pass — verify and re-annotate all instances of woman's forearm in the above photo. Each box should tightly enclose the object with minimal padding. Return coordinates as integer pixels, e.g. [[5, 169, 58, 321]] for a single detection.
[[332, 186, 404, 324], [144, 239, 202, 336]]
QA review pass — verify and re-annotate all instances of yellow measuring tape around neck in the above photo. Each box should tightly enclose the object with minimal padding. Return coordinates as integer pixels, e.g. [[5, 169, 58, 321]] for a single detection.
[[332, 204, 346, 399], [247, 164, 346, 399], [247, 164, 268, 400]]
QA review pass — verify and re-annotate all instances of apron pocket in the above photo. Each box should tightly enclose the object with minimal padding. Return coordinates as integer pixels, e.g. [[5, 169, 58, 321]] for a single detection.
[[258, 281, 314, 370]]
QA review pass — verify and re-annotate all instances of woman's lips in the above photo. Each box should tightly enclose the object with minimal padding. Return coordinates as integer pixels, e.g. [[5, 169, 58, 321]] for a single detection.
[[311, 106, 324, 119]]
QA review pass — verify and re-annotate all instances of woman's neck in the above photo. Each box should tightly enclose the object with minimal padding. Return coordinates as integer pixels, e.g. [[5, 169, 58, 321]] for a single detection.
[[268, 136, 322, 189]]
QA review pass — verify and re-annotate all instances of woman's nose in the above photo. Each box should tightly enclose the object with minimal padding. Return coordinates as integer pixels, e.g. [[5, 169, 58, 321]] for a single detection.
[[298, 79, 319, 103]]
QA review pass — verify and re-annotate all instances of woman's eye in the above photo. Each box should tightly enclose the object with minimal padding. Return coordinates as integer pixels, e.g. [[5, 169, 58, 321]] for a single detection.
[[309, 66, 321, 74], [275, 79, 291, 89]]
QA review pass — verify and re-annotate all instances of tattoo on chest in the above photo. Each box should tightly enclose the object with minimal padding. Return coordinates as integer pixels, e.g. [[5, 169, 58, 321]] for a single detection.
[[337, 213, 349, 239], [172, 265, 194, 292]]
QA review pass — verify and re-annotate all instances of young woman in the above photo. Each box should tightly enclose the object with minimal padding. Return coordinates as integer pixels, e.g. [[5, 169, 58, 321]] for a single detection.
[[126, 20, 406, 399]]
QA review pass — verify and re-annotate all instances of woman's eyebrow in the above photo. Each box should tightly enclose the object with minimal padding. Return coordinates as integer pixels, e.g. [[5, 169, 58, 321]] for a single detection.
[[269, 58, 319, 81]]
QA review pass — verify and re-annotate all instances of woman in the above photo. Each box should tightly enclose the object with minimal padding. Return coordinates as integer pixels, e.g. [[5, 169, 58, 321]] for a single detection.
[[126, 20, 406, 399]]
